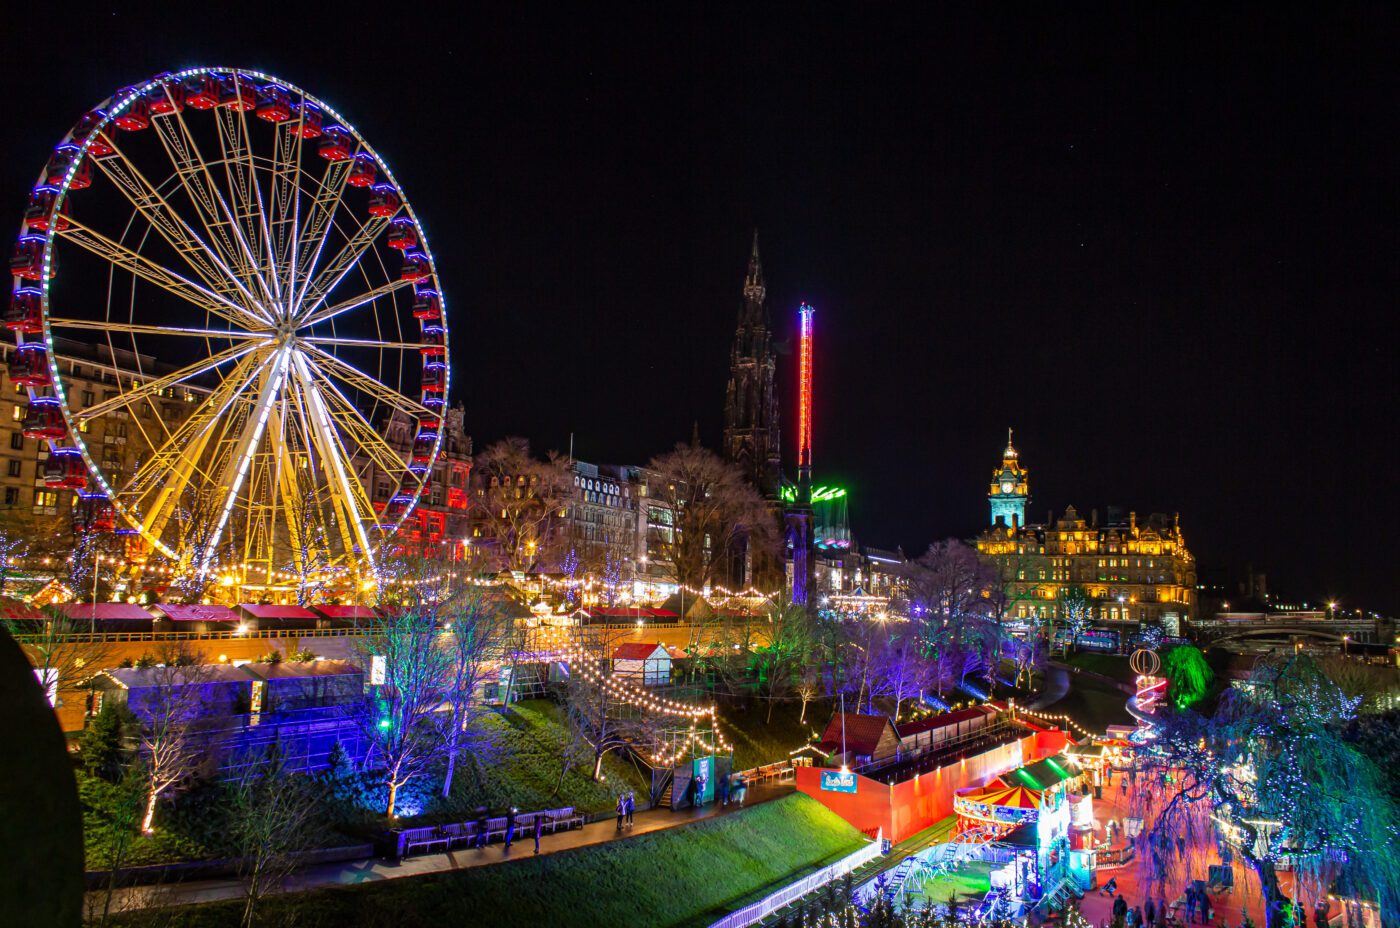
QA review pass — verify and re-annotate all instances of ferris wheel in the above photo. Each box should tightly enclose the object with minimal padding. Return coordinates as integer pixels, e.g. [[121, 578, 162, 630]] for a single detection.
[[7, 68, 449, 590]]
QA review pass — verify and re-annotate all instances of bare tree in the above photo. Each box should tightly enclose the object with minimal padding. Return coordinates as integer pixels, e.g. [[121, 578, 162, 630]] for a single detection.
[[563, 633, 662, 781], [228, 747, 318, 928], [132, 649, 213, 833], [282, 491, 335, 607], [164, 486, 236, 603], [355, 556, 452, 818], [645, 443, 777, 590], [753, 596, 816, 722], [439, 584, 511, 798], [470, 437, 574, 572], [5, 606, 112, 718], [869, 626, 932, 721]]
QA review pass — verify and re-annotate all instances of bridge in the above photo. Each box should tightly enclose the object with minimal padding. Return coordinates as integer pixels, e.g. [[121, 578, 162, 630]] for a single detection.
[[1196, 616, 1378, 645]]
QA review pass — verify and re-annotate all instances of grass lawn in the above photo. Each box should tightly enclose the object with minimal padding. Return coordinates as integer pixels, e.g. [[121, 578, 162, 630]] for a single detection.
[[1054, 673, 1133, 733], [112, 794, 867, 928], [915, 859, 992, 905], [418, 699, 648, 823], [722, 698, 829, 771], [1064, 651, 1135, 682]]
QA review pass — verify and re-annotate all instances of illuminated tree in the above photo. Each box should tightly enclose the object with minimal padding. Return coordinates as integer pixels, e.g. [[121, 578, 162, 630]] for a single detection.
[[1143, 655, 1400, 928], [644, 443, 778, 590], [1161, 644, 1214, 710], [439, 584, 512, 798], [752, 597, 817, 722], [133, 646, 212, 833], [470, 437, 573, 572], [1057, 585, 1094, 650], [354, 557, 452, 818]]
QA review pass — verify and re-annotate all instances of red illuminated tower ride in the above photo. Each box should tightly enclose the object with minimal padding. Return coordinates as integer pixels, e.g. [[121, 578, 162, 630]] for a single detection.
[[788, 302, 816, 603]]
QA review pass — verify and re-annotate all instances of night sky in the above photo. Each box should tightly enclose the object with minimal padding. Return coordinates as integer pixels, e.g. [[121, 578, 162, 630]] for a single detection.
[[2, 6, 1396, 612]]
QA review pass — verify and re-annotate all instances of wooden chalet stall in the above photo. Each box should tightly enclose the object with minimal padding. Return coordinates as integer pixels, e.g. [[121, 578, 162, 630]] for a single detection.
[[610, 642, 675, 685], [312, 604, 378, 629], [237, 603, 319, 632], [60, 602, 153, 632], [153, 603, 238, 634], [816, 712, 901, 768], [895, 703, 1008, 756]]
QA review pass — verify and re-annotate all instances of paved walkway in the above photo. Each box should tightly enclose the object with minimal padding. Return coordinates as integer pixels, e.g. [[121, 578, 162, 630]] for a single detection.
[[90, 780, 796, 914]]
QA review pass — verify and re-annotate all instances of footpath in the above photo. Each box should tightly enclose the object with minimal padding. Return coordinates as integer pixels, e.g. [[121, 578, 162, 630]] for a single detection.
[[91, 780, 795, 915]]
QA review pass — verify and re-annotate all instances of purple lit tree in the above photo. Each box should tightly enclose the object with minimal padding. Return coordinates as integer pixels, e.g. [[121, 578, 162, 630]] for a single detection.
[[355, 557, 452, 819]]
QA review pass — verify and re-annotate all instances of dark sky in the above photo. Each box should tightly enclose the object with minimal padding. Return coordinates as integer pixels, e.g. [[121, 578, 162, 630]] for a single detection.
[[2, 5, 1396, 612]]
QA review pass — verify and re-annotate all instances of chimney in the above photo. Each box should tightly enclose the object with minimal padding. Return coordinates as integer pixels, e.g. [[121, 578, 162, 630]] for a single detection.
[[1130, 511, 1137, 534], [1012, 513, 1019, 531]]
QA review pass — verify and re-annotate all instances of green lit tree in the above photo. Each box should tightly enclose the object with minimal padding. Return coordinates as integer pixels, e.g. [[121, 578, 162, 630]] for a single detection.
[[1143, 655, 1400, 928], [1161, 644, 1214, 709]]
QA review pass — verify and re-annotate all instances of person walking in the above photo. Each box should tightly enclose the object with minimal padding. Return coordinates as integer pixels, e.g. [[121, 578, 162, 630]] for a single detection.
[[735, 774, 746, 806], [624, 791, 635, 828], [1146, 896, 1156, 927], [533, 811, 544, 855], [1156, 897, 1167, 928], [503, 806, 516, 853], [1113, 894, 1128, 924], [475, 807, 489, 849], [719, 773, 730, 806], [695, 773, 706, 808], [615, 794, 626, 832]]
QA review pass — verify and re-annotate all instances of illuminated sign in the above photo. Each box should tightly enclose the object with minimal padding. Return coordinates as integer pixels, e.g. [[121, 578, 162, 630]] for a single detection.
[[370, 655, 386, 685], [820, 770, 858, 794]]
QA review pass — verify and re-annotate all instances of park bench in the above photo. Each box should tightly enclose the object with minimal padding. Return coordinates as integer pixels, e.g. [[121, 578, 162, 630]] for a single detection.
[[548, 807, 582, 831], [402, 825, 451, 856]]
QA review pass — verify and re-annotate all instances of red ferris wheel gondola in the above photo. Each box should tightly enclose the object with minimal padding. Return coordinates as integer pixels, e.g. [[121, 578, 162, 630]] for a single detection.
[[4, 288, 43, 333], [24, 188, 69, 232], [22, 398, 67, 440], [7, 344, 52, 387], [44, 448, 89, 490]]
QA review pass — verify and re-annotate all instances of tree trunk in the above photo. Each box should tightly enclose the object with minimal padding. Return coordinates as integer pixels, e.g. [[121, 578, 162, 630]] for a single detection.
[[141, 786, 159, 834], [766, 692, 775, 724], [442, 742, 457, 800], [592, 751, 604, 782], [386, 780, 399, 819], [1251, 857, 1286, 928]]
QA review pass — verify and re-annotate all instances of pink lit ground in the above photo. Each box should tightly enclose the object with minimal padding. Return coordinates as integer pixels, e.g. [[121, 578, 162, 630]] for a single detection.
[[1076, 768, 1307, 928]]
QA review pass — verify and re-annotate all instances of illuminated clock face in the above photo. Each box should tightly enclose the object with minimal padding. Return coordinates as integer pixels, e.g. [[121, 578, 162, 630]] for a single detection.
[[1002, 481, 1015, 494]]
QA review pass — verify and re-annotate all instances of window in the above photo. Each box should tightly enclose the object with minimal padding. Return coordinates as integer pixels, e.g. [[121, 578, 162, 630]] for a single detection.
[[3, 488, 16, 506], [6, 460, 18, 477], [82, 390, 94, 407], [10, 406, 21, 421], [9, 433, 22, 451], [78, 420, 89, 433], [34, 490, 58, 508]]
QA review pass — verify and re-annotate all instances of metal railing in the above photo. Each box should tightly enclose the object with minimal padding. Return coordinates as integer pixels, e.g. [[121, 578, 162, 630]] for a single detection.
[[9, 626, 369, 645], [707, 831, 885, 928]]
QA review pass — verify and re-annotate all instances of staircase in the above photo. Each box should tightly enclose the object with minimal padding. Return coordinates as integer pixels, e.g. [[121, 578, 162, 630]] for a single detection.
[[658, 779, 673, 809]]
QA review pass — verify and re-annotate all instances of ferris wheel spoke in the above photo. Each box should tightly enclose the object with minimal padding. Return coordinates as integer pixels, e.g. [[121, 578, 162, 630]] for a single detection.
[[48, 317, 270, 341], [153, 110, 271, 305], [57, 219, 270, 331], [307, 367, 416, 480], [267, 121, 305, 310], [93, 140, 265, 315], [289, 159, 353, 307], [293, 214, 392, 318], [300, 344, 433, 418], [214, 100, 278, 310], [198, 345, 296, 575], [72, 340, 264, 423], [121, 351, 270, 549], [298, 277, 413, 330], [290, 353, 381, 558], [301, 335, 420, 351]]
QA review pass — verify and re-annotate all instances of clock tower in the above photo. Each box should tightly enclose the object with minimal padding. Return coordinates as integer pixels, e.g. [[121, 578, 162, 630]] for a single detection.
[[989, 429, 1029, 528]]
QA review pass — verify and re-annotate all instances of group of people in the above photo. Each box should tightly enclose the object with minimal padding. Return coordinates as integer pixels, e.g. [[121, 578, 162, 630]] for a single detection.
[[689, 770, 749, 808], [1099, 878, 1170, 928], [1182, 882, 1214, 925], [472, 805, 548, 855], [614, 791, 637, 832]]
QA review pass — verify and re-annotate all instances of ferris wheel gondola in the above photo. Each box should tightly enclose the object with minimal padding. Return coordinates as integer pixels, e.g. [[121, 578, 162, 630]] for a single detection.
[[8, 67, 450, 593]]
